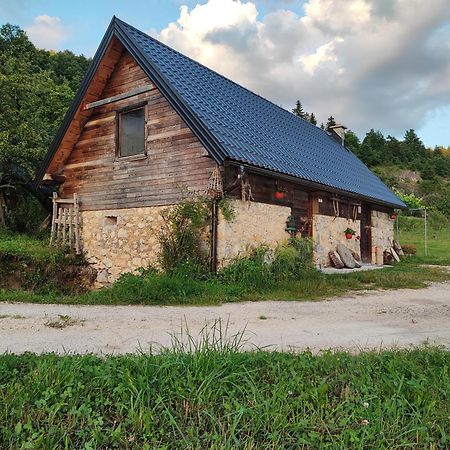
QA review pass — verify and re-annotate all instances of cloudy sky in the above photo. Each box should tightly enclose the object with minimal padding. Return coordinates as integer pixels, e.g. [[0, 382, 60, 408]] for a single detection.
[[1, 0, 450, 147]]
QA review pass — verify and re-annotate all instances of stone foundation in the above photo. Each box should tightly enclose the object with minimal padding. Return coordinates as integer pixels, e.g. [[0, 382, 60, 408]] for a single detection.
[[217, 200, 291, 266], [371, 210, 394, 251], [312, 214, 361, 268], [80, 206, 168, 285]]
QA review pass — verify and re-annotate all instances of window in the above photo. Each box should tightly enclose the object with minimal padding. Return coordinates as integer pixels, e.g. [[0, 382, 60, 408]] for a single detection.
[[118, 107, 145, 157]]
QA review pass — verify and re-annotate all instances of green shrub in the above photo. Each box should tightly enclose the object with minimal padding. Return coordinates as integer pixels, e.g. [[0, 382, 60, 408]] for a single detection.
[[158, 199, 211, 274]]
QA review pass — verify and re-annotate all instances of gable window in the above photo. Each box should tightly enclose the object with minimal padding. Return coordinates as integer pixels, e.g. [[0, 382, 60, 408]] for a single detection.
[[118, 106, 145, 157]]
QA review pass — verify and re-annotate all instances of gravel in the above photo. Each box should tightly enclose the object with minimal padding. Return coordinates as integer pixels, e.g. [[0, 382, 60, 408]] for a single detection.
[[1, 282, 449, 354]]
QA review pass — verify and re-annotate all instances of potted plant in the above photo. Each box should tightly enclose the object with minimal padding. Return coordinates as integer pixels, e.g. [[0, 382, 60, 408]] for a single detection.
[[274, 181, 287, 200], [344, 227, 356, 239]]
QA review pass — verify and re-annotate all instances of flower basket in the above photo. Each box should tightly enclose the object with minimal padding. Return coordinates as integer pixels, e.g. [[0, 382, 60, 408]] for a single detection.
[[275, 191, 285, 200], [344, 227, 356, 239]]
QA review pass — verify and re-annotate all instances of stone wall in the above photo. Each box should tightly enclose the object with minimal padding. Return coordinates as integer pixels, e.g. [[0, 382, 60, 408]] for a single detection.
[[217, 200, 291, 266], [371, 210, 394, 251], [312, 214, 361, 268], [80, 206, 167, 285]]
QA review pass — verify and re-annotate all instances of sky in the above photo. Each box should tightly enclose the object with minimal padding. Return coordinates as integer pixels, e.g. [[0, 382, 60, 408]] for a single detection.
[[1, 0, 450, 148]]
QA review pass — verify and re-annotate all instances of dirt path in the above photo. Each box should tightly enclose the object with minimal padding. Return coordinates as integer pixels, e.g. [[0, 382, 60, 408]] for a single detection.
[[1, 282, 450, 354]]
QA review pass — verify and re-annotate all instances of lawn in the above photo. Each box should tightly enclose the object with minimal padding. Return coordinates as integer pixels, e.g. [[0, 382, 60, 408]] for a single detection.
[[0, 347, 448, 449], [396, 215, 450, 265]]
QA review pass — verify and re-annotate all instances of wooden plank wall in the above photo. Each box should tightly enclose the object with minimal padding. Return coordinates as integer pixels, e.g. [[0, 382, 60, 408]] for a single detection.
[[60, 50, 215, 211]]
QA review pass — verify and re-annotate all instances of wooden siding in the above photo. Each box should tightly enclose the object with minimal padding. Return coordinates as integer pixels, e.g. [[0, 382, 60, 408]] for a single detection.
[[60, 50, 215, 211]]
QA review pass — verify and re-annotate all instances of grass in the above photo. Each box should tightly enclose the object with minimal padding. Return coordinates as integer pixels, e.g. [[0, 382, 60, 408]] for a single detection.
[[396, 215, 450, 265], [0, 260, 448, 306], [44, 314, 85, 329], [0, 230, 59, 262], [0, 345, 448, 449]]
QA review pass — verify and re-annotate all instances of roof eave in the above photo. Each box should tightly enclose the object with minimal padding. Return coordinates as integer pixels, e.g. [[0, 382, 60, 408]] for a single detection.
[[225, 160, 407, 210]]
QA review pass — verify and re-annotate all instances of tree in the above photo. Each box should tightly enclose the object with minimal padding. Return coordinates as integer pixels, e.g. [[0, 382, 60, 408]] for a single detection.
[[309, 113, 317, 125], [292, 100, 308, 120], [326, 116, 336, 131], [344, 130, 360, 154], [0, 23, 81, 231], [360, 129, 385, 167]]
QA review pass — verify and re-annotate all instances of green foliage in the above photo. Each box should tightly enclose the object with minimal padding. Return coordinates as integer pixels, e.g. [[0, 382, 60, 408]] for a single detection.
[[218, 196, 235, 221], [0, 23, 90, 232], [395, 191, 425, 210], [292, 99, 307, 119], [326, 115, 336, 131], [158, 199, 211, 274], [0, 347, 449, 448], [0, 230, 93, 294]]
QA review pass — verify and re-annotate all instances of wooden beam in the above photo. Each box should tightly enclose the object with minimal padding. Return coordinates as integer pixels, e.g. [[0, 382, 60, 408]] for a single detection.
[[83, 85, 153, 110]]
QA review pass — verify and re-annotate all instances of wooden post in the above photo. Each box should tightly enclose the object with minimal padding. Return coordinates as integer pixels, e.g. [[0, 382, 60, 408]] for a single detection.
[[74, 193, 81, 254], [50, 192, 58, 246], [68, 206, 73, 248]]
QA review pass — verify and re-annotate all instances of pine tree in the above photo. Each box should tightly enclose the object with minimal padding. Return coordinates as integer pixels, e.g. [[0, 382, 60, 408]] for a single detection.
[[320, 123, 325, 130], [309, 113, 317, 125], [292, 100, 308, 119], [326, 116, 336, 131]]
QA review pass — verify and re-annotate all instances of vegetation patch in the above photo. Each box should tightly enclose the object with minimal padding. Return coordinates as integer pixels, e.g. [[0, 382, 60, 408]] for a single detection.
[[44, 314, 85, 329], [0, 231, 96, 295], [0, 347, 448, 448]]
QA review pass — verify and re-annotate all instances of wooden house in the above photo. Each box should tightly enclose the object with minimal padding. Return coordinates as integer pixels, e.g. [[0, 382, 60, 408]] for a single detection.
[[36, 17, 405, 284]]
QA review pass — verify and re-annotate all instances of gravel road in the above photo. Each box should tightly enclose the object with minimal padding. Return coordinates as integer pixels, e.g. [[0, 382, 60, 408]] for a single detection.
[[1, 282, 449, 354]]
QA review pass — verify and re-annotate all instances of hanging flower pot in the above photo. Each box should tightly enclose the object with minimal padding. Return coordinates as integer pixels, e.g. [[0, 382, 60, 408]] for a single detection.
[[275, 191, 285, 200], [344, 227, 356, 239], [390, 213, 397, 220]]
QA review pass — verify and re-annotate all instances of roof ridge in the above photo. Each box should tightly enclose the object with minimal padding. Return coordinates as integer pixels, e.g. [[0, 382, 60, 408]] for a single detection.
[[113, 16, 326, 135]]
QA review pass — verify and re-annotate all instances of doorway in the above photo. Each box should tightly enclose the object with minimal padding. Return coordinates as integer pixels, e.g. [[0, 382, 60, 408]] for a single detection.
[[360, 204, 372, 263]]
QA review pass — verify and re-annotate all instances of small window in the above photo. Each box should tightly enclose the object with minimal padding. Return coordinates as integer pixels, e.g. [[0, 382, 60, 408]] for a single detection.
[[119, 107, 145, 157]]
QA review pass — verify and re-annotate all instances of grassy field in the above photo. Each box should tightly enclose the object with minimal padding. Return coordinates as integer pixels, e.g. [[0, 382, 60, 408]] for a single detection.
[[0, 347, 448, 449], [397, 215, 450, 265]]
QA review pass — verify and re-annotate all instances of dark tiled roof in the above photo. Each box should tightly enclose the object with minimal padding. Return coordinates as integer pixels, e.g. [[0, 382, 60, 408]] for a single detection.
[[38, 17, 405, 208], [116, 19, 404, 208]]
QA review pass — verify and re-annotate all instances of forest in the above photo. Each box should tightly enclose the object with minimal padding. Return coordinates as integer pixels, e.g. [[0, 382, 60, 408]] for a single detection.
[[0, 23, 449, 234]]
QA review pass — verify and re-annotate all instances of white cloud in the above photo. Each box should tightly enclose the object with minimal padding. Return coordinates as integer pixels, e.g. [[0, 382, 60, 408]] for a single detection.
[[25, 15, 69, 50], [152, 0, 450, 136]]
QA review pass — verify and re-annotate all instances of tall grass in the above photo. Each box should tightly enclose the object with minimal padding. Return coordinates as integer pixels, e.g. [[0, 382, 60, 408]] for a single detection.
[[1, 343, 449, 448]]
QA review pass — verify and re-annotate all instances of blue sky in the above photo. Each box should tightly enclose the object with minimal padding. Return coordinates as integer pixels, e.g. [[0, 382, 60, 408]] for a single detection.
[[1, 0, 450, 148]]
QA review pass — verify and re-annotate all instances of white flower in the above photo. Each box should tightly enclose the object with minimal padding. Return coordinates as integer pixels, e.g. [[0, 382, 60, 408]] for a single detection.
[[363, 402, 369, 408], [361, 419, 369, 426]]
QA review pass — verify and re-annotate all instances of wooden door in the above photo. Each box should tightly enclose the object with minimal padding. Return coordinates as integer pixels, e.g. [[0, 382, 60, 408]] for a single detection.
[[360, 204, 372, 263]]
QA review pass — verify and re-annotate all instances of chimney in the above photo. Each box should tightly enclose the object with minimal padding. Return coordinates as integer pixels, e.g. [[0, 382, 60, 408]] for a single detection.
[[329, 123, 347, 146]]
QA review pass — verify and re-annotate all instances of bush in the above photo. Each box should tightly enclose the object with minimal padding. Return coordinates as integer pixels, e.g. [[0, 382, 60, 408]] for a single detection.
[[402, 244, 417, 255], [219, 238, 313, 288], [158, 199, 210, 274]]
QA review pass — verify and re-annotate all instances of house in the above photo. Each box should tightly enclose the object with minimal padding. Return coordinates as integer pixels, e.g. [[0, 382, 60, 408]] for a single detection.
[[36, 17, 406, 284]]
